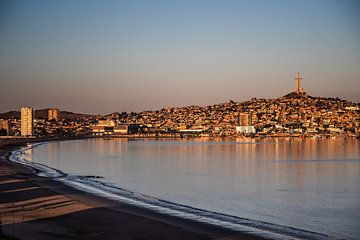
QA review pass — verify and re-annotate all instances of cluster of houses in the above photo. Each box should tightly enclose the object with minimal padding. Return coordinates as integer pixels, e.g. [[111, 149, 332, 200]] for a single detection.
[[1, 96, 359, 138], [92, 96, 360, 137]]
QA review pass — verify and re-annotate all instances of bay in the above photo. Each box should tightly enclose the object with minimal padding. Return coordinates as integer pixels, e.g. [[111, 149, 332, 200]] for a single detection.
[[22, 138, 360, 240]]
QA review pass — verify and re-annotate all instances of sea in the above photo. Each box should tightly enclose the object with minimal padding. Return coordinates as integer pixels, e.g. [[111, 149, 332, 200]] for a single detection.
[[10, 138, 360, 240]]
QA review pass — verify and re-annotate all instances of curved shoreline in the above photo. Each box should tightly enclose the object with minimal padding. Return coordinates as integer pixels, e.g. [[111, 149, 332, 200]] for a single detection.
[[1, 138, 337, 240], [0, 138, 224, 239]]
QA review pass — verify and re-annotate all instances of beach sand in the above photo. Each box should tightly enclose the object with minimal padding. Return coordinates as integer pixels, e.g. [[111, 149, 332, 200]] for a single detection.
[[0, 138, 268, 240]]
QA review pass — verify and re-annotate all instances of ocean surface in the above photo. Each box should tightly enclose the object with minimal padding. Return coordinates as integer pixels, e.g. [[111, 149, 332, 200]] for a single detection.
[[11, 138, 360, 240]]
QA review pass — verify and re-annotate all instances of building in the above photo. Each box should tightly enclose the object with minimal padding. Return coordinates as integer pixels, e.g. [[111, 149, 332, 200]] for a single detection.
[[21, 107, 34, 136], [239, 112, 252, 126], [114, 124, 141, 134], [236, 125, 256, 134], [92, 126, 114, 135], [113, 125, 128, 134], [97, 120, 117, 127], [91, 120, 117, 135], [0, 119, 10, 135], [48, 108, 60, 121], [236, 112, 256, 134]]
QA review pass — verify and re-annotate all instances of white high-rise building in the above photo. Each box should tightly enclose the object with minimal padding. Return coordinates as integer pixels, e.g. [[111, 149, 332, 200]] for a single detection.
[[21, 107, 34, 136]]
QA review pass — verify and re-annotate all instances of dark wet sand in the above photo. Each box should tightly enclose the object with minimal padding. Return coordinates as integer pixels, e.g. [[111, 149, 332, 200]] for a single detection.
[[0, 138, 269, 240]]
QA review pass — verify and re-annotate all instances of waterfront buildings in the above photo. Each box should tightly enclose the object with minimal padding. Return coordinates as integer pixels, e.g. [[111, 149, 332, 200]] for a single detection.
[[114, 124, 141, 135], [91, 119, 142, 135], [117, 96, 359, 137], [0, 95, 358, 138], [91, 120, 117, 134], [21, 107, 34, 136], [48, 108, 60, 121]]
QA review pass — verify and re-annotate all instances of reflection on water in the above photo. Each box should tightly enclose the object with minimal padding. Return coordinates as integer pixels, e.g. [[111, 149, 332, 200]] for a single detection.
[[27, 138, 360, 240]]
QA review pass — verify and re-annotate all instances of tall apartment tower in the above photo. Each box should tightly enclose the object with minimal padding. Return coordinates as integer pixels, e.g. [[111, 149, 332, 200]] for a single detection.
[[21, 107, 34, 136], [48, 108, 60, 121], [295, 72, 302, 94]]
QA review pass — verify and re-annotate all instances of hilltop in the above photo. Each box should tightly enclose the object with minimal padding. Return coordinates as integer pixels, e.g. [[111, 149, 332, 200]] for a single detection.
[[282, 91, 310, 99]]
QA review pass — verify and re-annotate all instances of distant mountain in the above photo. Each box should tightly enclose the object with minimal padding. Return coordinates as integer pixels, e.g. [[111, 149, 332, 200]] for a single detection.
[[0, 111, 19, 119], [58, 111, 96, 120], [0, 109, 96, 120]]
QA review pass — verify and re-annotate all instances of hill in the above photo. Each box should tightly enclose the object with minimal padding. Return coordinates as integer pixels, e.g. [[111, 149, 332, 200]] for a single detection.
[[0, 109, 96, 120], [282, 91, 310, 99]]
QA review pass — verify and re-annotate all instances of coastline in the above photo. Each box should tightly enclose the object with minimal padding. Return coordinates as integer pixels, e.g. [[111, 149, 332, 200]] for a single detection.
[[0, 138, 270, 240]]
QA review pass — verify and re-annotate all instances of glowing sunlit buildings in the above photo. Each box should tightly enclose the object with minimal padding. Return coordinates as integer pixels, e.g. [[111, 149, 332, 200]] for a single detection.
[[48, 108, 60, 121], [236, 111, 256, 135], [21, 107, 34, 136]]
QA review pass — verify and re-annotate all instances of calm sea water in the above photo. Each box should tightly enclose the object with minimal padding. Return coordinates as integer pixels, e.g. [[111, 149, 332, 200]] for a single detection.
[[22, 138, 360, 239]]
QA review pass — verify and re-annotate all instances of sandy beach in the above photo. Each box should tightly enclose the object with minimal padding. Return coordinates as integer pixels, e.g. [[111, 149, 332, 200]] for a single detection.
[[0, 138, 269, 240]]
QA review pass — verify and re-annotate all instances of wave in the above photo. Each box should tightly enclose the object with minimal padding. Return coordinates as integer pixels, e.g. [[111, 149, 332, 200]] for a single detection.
[[9, 143, 339, 240]]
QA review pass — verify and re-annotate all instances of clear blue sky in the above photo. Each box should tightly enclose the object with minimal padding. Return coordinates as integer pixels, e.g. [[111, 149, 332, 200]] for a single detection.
[[0, 0, 359, 114]]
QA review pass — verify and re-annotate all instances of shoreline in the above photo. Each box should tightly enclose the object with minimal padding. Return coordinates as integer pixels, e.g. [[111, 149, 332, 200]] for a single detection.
[[0, 138, 271, 240], [1, 133, 356, 141]]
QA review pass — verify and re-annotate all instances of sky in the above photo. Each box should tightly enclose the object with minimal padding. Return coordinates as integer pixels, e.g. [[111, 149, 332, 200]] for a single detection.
[[0, 0, 359, 114]]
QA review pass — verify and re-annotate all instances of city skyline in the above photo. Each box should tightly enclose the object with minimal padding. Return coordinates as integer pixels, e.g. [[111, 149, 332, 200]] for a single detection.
[[1, 0, 360, 114]]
